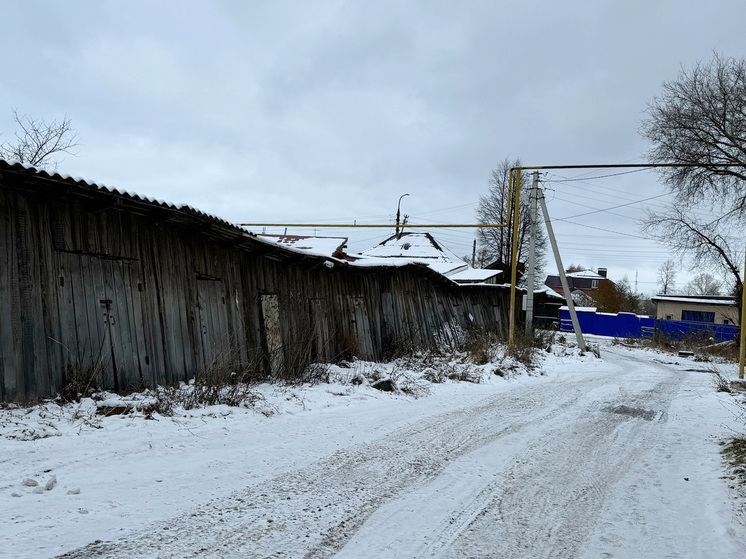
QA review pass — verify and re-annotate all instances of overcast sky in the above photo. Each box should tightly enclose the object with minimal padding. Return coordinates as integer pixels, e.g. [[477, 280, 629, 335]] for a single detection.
[[2, 0, 746, 295]]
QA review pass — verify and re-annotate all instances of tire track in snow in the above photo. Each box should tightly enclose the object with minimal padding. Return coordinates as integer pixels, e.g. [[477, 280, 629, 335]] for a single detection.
[[432, 364, 685, 559], [55, 378, 595, 559]]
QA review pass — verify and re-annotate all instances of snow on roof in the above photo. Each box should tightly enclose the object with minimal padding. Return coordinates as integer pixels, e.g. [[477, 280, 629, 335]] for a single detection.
[[651, 295, 737, 306], [255, 234, 348, 259], [566, 270, 605, 279], [535, 285, 566, 299], [357, 232, 469, 276], [448, 268, 503, 282]]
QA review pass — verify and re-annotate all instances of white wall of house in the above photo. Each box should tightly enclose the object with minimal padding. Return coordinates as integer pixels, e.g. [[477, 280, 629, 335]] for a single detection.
[[654, 300, 739, 325]]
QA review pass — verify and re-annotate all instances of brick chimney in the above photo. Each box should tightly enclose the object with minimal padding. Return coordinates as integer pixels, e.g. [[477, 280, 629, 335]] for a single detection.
[[597, 267, 607, 278]]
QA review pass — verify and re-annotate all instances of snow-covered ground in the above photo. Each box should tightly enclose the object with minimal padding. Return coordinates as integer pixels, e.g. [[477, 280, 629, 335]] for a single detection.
[[2, 339, 745, 558]]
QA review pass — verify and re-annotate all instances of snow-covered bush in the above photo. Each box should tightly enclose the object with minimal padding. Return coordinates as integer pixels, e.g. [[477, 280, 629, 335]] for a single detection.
[[422, 367, 448, 383]]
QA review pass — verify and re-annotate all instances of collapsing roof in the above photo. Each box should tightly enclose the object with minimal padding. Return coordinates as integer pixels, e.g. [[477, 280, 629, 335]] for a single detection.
[[356, 231, 505, 284], [255, 234, 350, 260]]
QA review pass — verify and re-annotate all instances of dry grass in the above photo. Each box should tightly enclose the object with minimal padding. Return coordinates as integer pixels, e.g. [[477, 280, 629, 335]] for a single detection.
[[722, 438, 746, 496]]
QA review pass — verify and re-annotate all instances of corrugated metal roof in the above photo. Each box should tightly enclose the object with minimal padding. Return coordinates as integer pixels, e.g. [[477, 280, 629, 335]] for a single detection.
[[0, 159, 323, 267], [0, 160, 481, 288], [0, 159, 238, 229], [0, 160, 518, 292]]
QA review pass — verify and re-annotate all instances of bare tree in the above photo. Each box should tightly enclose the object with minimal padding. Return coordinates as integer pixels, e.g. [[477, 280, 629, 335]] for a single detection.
[[566, 264, 588, 273], [657, 259, 678, 295], [641, 204, 741, 297], [594, 275, 640, 314], [684, 272, 723, 296], [462, 246, 491, 268], [475, 158, 547, 285], [0, 109, 79, 170], [641, 53, 746, 211], [640, 53, 746, 310]]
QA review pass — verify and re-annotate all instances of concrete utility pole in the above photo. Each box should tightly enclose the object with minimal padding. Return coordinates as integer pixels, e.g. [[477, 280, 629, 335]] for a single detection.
[[524, 171, 539, 336], [537, 188, 587, 352], [507, 169, 522, 346]]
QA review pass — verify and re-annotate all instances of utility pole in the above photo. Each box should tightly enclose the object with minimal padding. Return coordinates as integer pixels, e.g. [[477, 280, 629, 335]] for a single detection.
[[395, 193, 409, 235], [738, 251, 746, 378], [507, 169, 522, 346], [472, 239, 477, 267], [537, 188, 587, 352], [524, 171, 539, 336], [507, 162, 746, 348]]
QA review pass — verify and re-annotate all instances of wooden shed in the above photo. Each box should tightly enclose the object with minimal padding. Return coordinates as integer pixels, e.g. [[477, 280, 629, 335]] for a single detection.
[[0, 160, 519, 402]]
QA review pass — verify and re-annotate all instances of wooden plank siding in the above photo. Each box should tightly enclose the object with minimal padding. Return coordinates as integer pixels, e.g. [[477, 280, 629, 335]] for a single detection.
[[0, 162, 521, 402]]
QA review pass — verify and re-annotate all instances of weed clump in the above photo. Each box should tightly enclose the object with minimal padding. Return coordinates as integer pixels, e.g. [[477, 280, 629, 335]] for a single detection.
[[712, 370, 732, 393], [722, 438, 746, 499], [58, 362, 103, 403]]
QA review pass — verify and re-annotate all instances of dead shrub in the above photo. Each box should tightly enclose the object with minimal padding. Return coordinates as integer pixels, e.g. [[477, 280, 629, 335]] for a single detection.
[[446, 366, 483, 383], [58, 362, 102, 403], [422, 367, 448, 383], [277, 328, 337, 385], [54, 338, 111, 403], [722, 438, 746, 495], [463, 327, 501, 365], [701, 340, 740, 361], [723, 437, 746, 469], [381, 332, 420, 360], [396, 373, 431, 398], [508, 337, 534, 366], [712, 370, 732, 393], [149, 344, 265, 412]]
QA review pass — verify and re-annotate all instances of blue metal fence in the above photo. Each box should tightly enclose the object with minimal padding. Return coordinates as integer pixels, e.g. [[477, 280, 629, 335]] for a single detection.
[[656, 319, 737, 342], [558, 308, 737, 341]]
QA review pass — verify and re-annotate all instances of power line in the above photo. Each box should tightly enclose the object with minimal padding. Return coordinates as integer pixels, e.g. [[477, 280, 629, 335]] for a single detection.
[[556, 192, 671, 220], [543, 168, 649, 183]]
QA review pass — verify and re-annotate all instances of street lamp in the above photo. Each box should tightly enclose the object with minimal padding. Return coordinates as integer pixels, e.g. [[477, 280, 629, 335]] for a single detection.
[[396, 193, 409, 235]]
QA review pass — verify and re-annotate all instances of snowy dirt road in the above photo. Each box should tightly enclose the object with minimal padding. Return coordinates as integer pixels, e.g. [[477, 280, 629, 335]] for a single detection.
[[48, 345, 746, 559]]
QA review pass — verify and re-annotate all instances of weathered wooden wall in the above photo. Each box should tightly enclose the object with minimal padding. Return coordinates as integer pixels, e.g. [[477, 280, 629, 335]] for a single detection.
[[0, 163, 518, 402]]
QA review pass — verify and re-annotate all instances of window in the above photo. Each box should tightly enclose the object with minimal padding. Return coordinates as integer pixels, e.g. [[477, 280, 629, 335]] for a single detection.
[[723, 318, 732, 325], [681, 310, 715, 323], [591, 280, 599, 289], [665, 314, 673, 320]]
